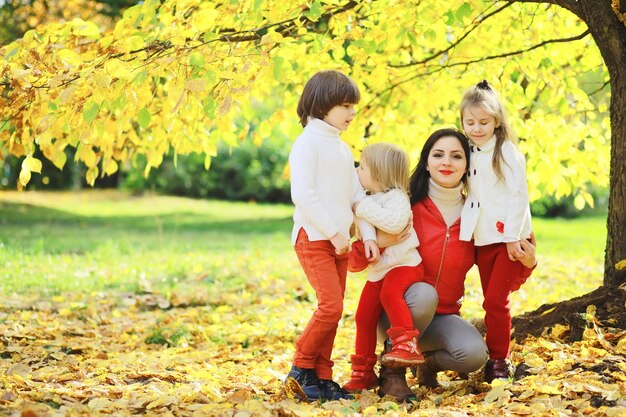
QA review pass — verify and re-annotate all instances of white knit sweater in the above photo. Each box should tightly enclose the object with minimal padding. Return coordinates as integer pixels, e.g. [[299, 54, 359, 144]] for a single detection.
[[289, 118, 375, 244], [356, 188, 421, 282]]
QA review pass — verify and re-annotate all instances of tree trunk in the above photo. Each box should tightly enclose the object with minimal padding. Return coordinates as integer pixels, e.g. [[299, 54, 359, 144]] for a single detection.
[[577, 1, 626, 287], [508, 1, 626, 339]]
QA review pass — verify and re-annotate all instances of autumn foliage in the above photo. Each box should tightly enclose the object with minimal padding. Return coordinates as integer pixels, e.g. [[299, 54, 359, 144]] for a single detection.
[[0, 0, 609, 210]]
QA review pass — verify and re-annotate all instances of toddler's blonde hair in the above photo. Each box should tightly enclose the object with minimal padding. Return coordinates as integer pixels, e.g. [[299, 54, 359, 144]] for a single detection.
[[360, 142, 410, 194]]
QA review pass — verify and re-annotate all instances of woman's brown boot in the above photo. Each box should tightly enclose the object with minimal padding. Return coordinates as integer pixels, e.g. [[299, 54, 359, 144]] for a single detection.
[[377, 341, 416, 402], [378, 365, 416, 402], [412, 355, 442, 388]]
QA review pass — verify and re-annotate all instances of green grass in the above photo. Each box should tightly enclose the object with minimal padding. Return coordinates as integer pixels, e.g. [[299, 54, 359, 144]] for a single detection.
[[0, 190, 296, 295], [532, 215, 607, 258], [0, 190, 607, 319]]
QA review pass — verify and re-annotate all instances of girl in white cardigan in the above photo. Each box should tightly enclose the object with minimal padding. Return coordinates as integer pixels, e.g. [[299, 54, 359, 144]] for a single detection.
[[459, 80, 533, 382], [343, 142, 426, 393]]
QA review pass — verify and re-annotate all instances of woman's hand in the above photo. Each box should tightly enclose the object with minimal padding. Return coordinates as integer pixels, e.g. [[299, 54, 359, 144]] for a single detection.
[[376, 216, 413, 248]]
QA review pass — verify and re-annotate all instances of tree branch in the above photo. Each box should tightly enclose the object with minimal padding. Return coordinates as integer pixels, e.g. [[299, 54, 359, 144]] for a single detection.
[[448, 29, 590, 67], [391, 2, 514, 68], [502, 0, 582, 19], [362, 29, 591, 114]]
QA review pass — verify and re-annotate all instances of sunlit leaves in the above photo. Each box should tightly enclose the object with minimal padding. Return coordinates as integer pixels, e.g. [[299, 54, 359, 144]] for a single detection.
[[18, 155, 42, 188], [0, 0, 610, 207]]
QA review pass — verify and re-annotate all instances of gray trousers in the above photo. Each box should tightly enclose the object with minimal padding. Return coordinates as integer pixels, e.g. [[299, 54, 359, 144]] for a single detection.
[[377, 282, 488, 373]]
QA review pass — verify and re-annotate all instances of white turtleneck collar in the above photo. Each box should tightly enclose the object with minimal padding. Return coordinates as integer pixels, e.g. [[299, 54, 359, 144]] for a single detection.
[[428, 179, 464, 226], [305, 117, 342, 138]]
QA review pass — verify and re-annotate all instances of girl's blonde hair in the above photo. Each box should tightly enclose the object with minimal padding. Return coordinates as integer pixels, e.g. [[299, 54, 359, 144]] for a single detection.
[[460, 81, 517, 183], [360, 142, 410, 194]]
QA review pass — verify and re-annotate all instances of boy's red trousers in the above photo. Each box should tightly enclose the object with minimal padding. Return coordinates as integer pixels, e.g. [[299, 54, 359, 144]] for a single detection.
[[292, 228, 349, 380]]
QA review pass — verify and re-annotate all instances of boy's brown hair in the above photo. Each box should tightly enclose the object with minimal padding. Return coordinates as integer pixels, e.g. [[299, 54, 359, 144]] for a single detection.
[[297, 70, 360, 127]]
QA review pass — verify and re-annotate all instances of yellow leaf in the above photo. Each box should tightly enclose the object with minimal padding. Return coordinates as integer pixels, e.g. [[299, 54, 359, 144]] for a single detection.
[[86, 166, 98, 186], [19, 167, 31, 187], [615, 259, 626, 270], [94, 72, 113, 89], [284, 377, 307, 401], [193, 7, 219, 33], [123, 35, 145, 54], [104, 159, 118, 176], [58, 308, 72, 317], [57, 49, 81, 67], [573, 194, 585, 210], [71, 18, 100, 39], [185, 78, 207, 93], [104, 59, 133, 80], [23, 155, 42, 173], [537, 384, 563, 395], [583, 327, 597, 341], [80, 146, 98, 167], [550, 324, 570, 339], [523, 353, 545, 367], [51, 150, 67, 170]]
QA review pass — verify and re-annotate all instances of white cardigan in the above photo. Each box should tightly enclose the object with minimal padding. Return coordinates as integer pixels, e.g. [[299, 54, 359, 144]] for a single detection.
[[356, 188, 421, 282], [460, 135, 532, 245], [289, 118, 375, 244]]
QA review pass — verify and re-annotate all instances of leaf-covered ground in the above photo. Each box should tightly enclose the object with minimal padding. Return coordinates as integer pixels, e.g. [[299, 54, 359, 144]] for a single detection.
[[0, 191, 623, 416], [1, 279, 625, 416]]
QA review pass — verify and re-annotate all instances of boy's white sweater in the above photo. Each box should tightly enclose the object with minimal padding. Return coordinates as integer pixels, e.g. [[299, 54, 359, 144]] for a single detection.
[[289, 118, 375, 244], [356, 188, 421, 282]]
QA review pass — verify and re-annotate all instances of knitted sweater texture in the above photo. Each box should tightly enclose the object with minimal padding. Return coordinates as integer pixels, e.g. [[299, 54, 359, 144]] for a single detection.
[[289, 118, 375, 244], [356, 188, 421, 282]]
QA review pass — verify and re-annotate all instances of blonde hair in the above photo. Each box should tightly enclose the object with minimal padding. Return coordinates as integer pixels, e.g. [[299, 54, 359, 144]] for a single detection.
[[360, 142, 410, 194], [460, 81, 517, 183]]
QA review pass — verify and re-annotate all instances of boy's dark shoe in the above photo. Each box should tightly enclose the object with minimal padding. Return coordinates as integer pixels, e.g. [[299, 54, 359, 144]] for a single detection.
[[318, 379, 354, 400], [285, 365, 322, 402]]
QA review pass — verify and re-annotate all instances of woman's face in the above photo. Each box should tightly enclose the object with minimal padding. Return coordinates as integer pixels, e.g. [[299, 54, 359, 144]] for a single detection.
[[427, 135, 468, 188]]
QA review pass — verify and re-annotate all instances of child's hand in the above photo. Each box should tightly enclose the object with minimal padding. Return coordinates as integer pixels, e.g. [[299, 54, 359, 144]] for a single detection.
[[517, 239, 537, 268], [330, 233, 350, 255], [363, 239, 380, 263], [506, 240, 523, 261]]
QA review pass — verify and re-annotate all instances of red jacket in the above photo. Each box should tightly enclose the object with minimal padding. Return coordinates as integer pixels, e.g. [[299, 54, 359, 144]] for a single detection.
[[350, 197, 473, 315], [411, 197, 475, 314], [350, 197, 534, 315]]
